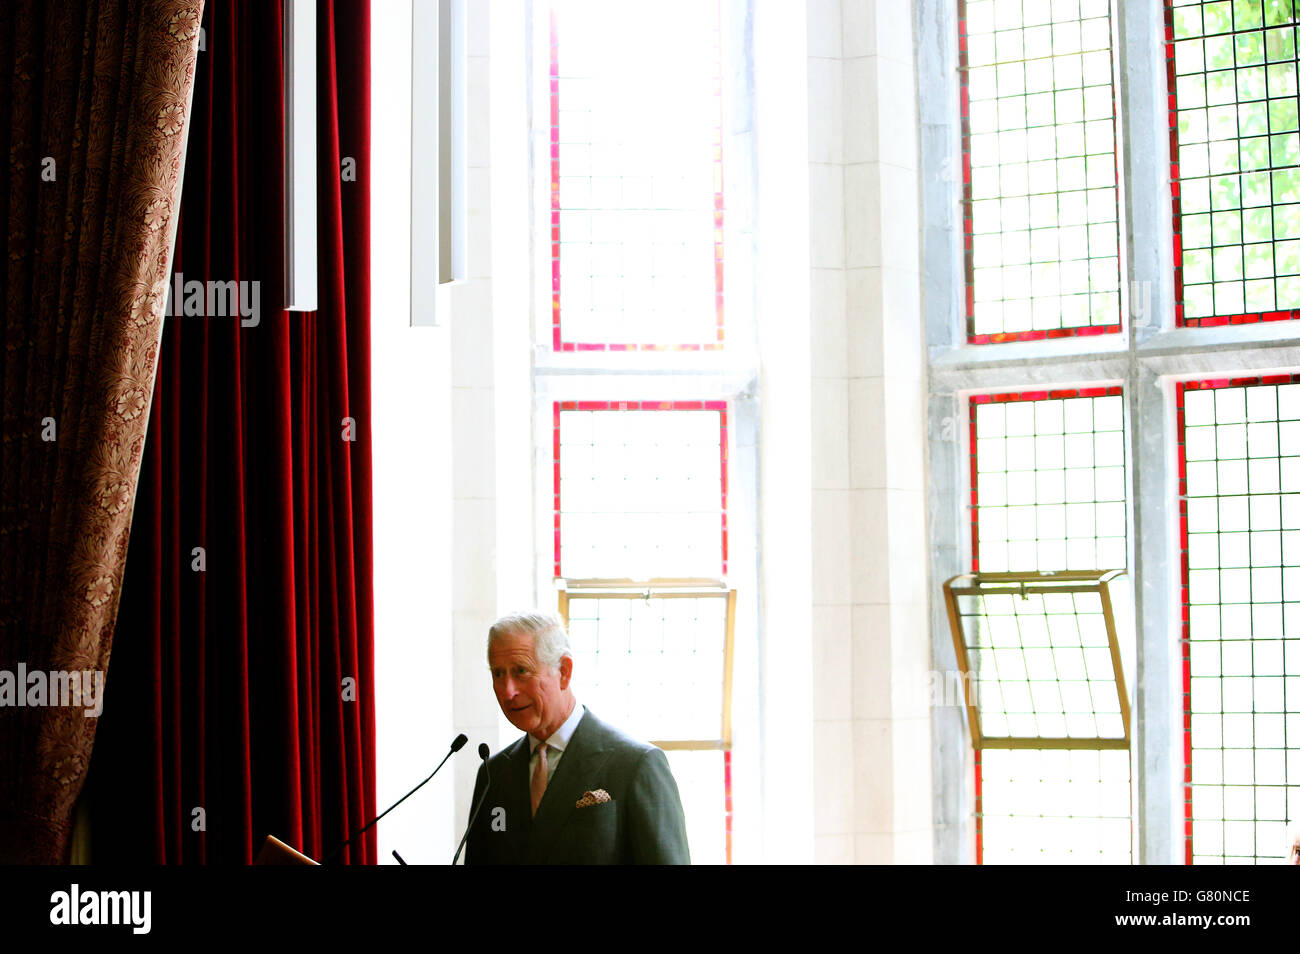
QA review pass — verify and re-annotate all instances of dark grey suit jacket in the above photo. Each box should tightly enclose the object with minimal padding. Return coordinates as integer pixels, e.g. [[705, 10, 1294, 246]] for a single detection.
[[465, 707, 690, 865]]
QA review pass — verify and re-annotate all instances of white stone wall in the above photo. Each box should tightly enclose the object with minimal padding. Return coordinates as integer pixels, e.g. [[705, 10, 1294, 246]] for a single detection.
[[803, 0, 933, 864]]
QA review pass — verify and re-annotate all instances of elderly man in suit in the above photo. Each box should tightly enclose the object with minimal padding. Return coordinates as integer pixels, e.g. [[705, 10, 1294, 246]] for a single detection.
[[464, 611, 690, 864]]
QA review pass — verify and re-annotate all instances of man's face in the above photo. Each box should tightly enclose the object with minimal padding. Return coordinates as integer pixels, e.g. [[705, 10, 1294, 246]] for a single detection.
[[488, 629, 572, 740]]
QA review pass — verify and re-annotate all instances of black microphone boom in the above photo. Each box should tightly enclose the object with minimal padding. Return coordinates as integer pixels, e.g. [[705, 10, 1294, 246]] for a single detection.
[[324, 733, 469, 863], [452, 743, 492, 865]]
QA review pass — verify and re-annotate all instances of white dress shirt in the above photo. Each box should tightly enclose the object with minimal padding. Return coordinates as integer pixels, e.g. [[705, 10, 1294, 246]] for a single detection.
[[528, 701, 585, 785]]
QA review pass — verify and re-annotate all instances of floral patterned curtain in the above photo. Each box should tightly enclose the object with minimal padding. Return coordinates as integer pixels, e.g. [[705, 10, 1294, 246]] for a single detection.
[[0, 0, 204, 863]]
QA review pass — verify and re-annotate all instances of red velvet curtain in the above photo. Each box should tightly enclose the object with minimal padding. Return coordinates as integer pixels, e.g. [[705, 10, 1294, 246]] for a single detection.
[[87, 0, 375, 864]]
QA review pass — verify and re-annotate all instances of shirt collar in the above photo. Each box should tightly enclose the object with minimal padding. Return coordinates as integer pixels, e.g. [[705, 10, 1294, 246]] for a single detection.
[[529, 701, 584, 755]]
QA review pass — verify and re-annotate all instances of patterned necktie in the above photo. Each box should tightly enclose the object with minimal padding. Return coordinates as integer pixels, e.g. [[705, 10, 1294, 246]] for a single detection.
[[530, 743, 549, 817]]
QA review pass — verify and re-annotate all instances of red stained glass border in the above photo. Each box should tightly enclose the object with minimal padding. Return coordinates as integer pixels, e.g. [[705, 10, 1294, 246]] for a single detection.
[[724, 749, 733, 866], [1174, 372, 1300, 864], [551, 400, 729, 579], [549, 4, 726, 353], [974, 750, 983, 865], [957, 0, 1124, 345], [1164, 3, 1300, 329]]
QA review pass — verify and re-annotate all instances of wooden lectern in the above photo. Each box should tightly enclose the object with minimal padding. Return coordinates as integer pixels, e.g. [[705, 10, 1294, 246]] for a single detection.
[[254, 835, 319, 865]]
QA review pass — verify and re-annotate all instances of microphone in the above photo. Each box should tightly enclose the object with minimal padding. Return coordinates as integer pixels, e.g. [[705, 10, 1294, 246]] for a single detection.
[[452, 743, 492, 866], [324, 733, 469, 863]]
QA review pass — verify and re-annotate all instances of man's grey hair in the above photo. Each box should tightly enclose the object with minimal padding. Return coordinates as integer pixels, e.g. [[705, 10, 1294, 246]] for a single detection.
[[487, 611, 572, 671]]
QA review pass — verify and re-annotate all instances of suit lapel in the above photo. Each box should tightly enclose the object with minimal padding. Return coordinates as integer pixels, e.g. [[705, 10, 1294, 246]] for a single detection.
[[529, 709, 614, 863]]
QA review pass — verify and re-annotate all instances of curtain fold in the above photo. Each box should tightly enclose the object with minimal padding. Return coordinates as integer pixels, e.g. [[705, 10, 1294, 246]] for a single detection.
[[0, 0, 204, 864], [87, 0, 375, 865]]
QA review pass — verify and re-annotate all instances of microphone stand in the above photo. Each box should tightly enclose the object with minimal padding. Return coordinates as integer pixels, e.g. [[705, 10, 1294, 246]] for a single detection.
[[324, 734, 468, 864], [452, 744, 492, 865]]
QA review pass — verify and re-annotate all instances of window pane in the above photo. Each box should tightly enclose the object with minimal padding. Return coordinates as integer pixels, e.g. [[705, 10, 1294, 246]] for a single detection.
[[665, 749, 729, 865], [549, 0, 723, 350], [971, 389, 1128, 573], [959, 587, 1126, 742], [960, 0, 1122, 342], [979, 749, 1133, 864], [1178, 376, 1300, 863], [970, 386, 1132, 863], [566, 595, 727, 742], [554, 402, 727, 578], [1169, 0, 1300, 327]]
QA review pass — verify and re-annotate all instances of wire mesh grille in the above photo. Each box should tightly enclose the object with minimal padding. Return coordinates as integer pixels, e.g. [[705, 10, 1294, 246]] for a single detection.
[[1178, 376, 1300, 863], [959, 0, 1122, 342], [553, 402, 727, 579], [549, 0, 724, 350], [554, 399, 731, 861], [971, 389, 1126, 573], [978, 749, 1133, 863], [968, 388, 1132, 864], [1168, 0, 1300, 327], [566, 595, 727, 743], [953, 583, 1126, 741]]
